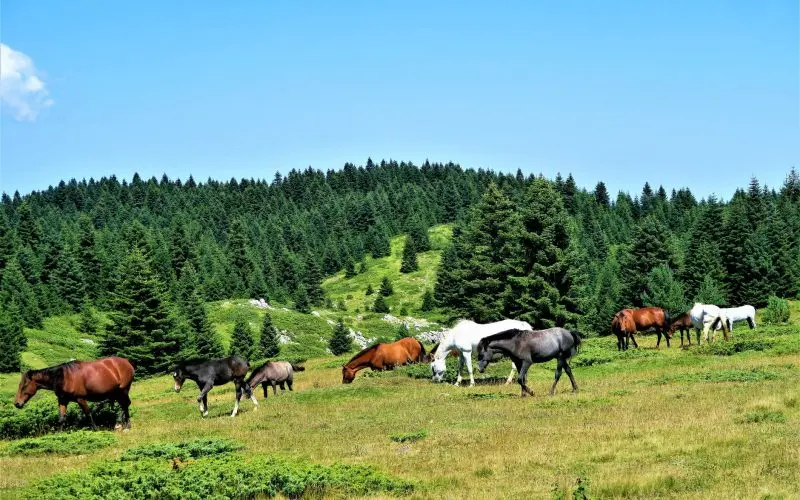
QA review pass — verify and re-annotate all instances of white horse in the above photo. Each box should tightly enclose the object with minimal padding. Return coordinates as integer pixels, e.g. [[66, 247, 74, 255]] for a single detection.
[[689, 303, 730, 343], [430, 319, 532, 387], [719, 305, 756, 332]]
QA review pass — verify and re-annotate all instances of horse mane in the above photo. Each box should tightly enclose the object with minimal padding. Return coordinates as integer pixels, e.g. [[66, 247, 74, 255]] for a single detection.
[[29, 360, 77, 387], [345, 343, 381, 364], [478, 328, 527, 348]]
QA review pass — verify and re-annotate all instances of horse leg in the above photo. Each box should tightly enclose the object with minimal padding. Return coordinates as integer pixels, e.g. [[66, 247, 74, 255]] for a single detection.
[[261, 382, 269, 399], [629, 332, 638, 349], [279, 381, 286, 392], [287, 378, 293, 391], [231, 382, 242, 417], [197, 383, 213, 417], [244, 380, 259, 409], [656, 332, 662, 349], [550, 359, 564, 396], [505, 362, 517, 385], [76, 398, 97, 430], [117, 391, 132, 430], [454, 353, 464, 387], [518, 361, 534, 397], [271, 381, 278, 395], [57, 399, 68, 431], [664, 328, 671, 348], [564, 360, 579, 393]]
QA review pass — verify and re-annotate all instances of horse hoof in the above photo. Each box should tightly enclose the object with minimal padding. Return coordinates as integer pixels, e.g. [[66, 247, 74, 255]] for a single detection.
[[114, 424, 123, 431]]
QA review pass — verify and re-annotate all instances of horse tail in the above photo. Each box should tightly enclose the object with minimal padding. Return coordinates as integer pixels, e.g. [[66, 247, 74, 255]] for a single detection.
[[290, 363, 306, 372], [569, 330, 582, 353], [417, 340, 426, 362], [663, 309, 671, 331]]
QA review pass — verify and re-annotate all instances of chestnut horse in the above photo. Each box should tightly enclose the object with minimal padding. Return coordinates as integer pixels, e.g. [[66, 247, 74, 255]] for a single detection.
[[669, 312, 700, 347], [14, 356, 135, 430], [342, 337, 425, 383], [611, 307, 671, 350]]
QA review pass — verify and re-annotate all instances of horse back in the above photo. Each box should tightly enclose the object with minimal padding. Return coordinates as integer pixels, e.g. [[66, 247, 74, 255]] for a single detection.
[[67, 357, 134, 397], [630, 307, 667, 329]]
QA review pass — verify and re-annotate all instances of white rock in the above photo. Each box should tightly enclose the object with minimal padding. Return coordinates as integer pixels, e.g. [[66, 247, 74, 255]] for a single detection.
[[311, 311, 321, 317], [81, 338, 95, 345]]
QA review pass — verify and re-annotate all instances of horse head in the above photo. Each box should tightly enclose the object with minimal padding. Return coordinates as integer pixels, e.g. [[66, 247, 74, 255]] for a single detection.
[[342, 365, 357, 384], [172, 367, 187, 392], [14, 371, 39, 409], [430, 355, 447, 383], [476, 341, 495, 373]]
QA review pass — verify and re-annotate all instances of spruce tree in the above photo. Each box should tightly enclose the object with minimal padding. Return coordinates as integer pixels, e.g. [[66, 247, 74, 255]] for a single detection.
[[329, 319, 352, 355], [229, 318, 255, 361], [77, 301, 99, 335], [395, 322, 410, 341], [76, 215, 103, 300], [694, 275, 727, 305], [379, 276, 393, 296], [763, 206, 798, 298], [294, 284, 311, 313], [303, 256, 325, 306], [420, 289, 435, 311], [407, 216, 431, 252], [373, 294, 390, 313], [642, 265, 689, 315], [101, 249, 183, 375], [621, 214, 675, 306], [594, 181, 610, 208], [721, 195, 750, 304], [366, 225, 391, 258], [434, 227, 467, 310], [508, 178, 570, 328], [400, 236, 419, 273], [0, 258, 42, 328], [226, 218, 251, 297], [585, 251, 624, 336], [344, 260, 356, 279], [259, 313, 280, 358], [0, 213, 17, 281], [365, 284, 374, 296], [53, 246, 86, 312], [0, 302, 25, 373]]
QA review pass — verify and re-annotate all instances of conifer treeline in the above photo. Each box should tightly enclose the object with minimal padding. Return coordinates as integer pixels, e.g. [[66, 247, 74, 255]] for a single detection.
[[0, 161, 798, 373]]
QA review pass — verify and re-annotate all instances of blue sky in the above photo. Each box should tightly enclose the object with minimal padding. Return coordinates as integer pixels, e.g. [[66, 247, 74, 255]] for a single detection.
[[1, 1, 798, 199]]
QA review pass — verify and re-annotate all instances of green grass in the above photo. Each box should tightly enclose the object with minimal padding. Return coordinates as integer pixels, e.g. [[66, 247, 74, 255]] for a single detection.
[[1, 431, 116, 456]]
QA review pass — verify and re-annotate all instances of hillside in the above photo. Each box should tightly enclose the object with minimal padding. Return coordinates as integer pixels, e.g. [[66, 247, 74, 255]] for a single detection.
[[17, 225, 454, 368]]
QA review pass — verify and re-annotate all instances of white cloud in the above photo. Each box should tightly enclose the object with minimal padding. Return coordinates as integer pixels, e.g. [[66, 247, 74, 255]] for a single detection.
[[0, 43, 53, 121]]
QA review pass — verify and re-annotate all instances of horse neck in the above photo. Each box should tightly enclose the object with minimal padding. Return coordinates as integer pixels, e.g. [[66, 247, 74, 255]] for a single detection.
[[434, 335, 458, 360], [487, 337, 517, 355], [345, 352, 373, 371], [31, 368, 58, 391]]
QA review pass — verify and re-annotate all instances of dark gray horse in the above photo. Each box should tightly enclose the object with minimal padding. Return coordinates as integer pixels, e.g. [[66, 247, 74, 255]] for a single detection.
[[246, 361, 305, 399], [477, 328, 581, 397], [172, 356, 257, 417]]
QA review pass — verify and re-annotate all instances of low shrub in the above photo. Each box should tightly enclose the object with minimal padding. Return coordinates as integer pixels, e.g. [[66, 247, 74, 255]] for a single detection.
[[2, 430, 117, 456], [120, 438, 243, 461], [667, 368, 781, 384], [696, 338, 777, 356], [737, 408, 787, 424], [762, 296, 790, 325], [25, 453, 415, 499], [390, 429, 428, 443], [0, 399, 124, 439]]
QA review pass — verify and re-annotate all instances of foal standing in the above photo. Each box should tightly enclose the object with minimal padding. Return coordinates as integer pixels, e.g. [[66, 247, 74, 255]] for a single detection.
[[172, 356, 257, 417]]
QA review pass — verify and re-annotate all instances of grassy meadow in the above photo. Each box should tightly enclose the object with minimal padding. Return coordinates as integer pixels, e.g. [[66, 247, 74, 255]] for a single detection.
[[0, 226, 798, 498]]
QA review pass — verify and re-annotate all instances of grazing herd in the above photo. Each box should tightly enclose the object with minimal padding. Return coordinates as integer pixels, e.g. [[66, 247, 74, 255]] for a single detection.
[[12, 302, 757, 431]]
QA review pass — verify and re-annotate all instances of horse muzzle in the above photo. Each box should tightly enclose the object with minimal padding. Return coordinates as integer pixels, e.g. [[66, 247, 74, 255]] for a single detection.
[[14, 401, 24, 409]]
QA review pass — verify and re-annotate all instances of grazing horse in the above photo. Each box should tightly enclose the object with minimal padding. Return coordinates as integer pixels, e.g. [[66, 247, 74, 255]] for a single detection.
[[690, 303, 730, 343], [14, 356, 135, 431], [720, 305, 756, 332], [670, 312, 695, 347], [247, 361, 305, 399], [342, 337, 425, 383], [172, 357, 257, 417], [611, 307, 671, 350], [430, 319, 533, 387], [477, 328, 581, 397]]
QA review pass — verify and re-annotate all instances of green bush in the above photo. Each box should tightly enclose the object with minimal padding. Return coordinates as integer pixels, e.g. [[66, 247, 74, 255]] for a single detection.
[[762, 296, 790, 324], [696, 338, 777, 356], [2, 430, 116, 456], [120, 438, 243, 461], [390, 429, 428, 443], [0, 399, 124, 439], [25, 453, 415, 499]]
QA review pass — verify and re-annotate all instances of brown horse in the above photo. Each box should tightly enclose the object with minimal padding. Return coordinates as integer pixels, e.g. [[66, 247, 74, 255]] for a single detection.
[[14, 356, 135, 430], [669, 312, 694, 347], [342, 337, 426, 383], [611, 307, 672, 350]]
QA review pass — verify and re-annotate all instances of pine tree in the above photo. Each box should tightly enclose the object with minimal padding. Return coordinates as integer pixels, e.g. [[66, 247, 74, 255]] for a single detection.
[[259, 313, 280, 358], [642, 265, 689, 315], [763, 206, 799, 298], [366, 225, 391, 258], [344, 260, 356, 279], [694, 275, 727, 305], [365, 283, 374, 296], [373, 294, 390, 313], [434, 228, 467, 310], [0, 258, 42, 328], [407, 216, 431, 252], [0, 212, 17, 281], [76, 215, 103, 300], [329, 319, 352, 355], [379, 277, 393, 296], [395, 322, 410, 341], [721, 195, 750, 304], [594, 181, 610, 208], [0, 302, 25, 373], [508, 178, 571, 328], [226, 218, 251, 297], [622, 215, 675, 306], [399, 236, 419, 273], [294, 284, 311, 313], [229, 318, 255, 361], [100, 249, 184, 376], [303, 256, 325, 306], [584, 251, 624, 336], [420, 289, 435, 311], [53, 246, 86, 312], [77, 301, 99, 335]]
